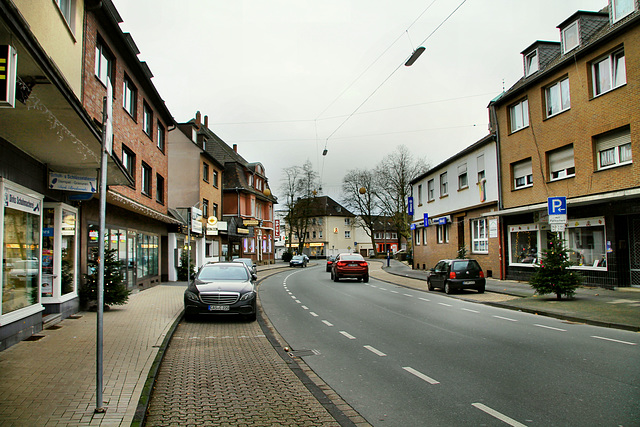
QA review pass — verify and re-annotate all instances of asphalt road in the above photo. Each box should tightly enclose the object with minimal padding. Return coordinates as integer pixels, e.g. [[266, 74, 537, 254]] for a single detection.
[[259, 265, 640, 426]]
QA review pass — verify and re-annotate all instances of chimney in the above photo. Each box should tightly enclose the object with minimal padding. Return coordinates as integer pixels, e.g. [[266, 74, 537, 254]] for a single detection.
[[204, 115, 208, 128], [195, 111, 201, 128], [233, 144, 238, 153]]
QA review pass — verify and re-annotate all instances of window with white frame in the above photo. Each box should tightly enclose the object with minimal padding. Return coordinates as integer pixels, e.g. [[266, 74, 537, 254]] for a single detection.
[[513, 159, 533, 189], [143, 103, 153, 137], [545, 77, 570, 117], [345, 230, 351, 239], [122, 145, 135, 179], [595, 127, 632, 169], [472, 219, 488, 253], [141, 162, 152, 196], [427, 179, 434, 201], [345, 218, 351, 226], [562, 21, 579, 53], [592, 49, 626, 96], [509, 225, 549, 265], [477, 154, 485, 182], [123, 75, 137, 117], [612, 0, 635, 21], [415, 228, 420, 245], [548, 145, 575, 181], [213, 170, 219, 188], [417, 184, 423, 205], [55, 0, 74, 30], [212, 203, 218, 219], [567, 218, 607, 268], [202, 162, 209, 182], [157, 122, 165, 152], [457, 163, 468, 189], [319, 230, 323, 238], [422, 229, 427, 246], [94, 40, 113, 86], [525, 50, 538, 76], [437, 224, 449, 243], [509, 99, 529, 133], [202, 199, 209, 217], [440, 172, 448, 197]]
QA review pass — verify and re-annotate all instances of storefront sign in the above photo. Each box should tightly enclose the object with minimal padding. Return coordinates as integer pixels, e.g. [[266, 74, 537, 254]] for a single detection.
[[274, 219, 280, 238], [237, 228, 250, 234], [206, 224, 218, 235], [4, 187, 41, 214], [0, 45, 17, 108], [489, 218, 498, 238], [191, 207, 202, 234], [49, 172, 97, 193], [243, 219, 259, 226]]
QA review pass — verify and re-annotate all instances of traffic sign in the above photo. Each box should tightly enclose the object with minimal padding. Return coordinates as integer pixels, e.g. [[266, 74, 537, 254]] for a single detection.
[[548, 197, 567, 215], [551, 223, 566, 232]]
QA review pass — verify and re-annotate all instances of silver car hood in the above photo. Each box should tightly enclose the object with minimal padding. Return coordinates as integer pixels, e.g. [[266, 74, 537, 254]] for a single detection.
[[195, 280, 253, 293]]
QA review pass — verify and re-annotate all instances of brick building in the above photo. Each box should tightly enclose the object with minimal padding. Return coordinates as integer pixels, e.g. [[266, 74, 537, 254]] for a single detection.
[[410, 134, 501, 277], [81, 0, 178, 287], [489, 1, 640, 287]]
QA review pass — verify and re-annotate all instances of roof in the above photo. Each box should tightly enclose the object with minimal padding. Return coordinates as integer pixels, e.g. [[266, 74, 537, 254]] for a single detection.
[[304, 196, 355, 217]]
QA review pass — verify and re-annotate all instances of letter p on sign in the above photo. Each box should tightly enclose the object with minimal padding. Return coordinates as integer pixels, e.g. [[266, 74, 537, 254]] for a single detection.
[[548, 197, 567, 215]]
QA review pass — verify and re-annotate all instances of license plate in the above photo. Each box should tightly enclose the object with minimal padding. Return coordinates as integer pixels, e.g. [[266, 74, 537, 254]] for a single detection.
[[348, 263, 358, 266], [208, 305, 230, 311], [462, 281, 475, 285]]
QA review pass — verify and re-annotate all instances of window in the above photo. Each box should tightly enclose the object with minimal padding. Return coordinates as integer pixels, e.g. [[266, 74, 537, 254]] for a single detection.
[[417, 184, 423, 205], [345, 230, 351, 239], [212, 203, 218, 219], [567, 218, 606, 268], [525, 50, 538, 76], [513, 159, 533, 189], [141, 162, 152, 196], [595, 127, 632, 169], [592, 49, 626, 96], [421, 229, 426, 246], [123, 75, 137, 117], [156, 174, 164, 204], [122, 145, 135, 179], [203, 162, 209, 182], [548, 145, 575, 181], [427, 179, 434, 201], [477, 154, 485, 182], [202, 199, 209, 217], [345, 218, 351, 226], [157, 122, 165, 152], [612, 0, 635, 21], [472, 219, 488, 253], [562, 22, 579, 53], [55, 0, 74, 30], [437, 224, 449, 243], [440, 172, 448, 197], [213, 170, 219, 188], [94, 39, 113, 86], [457, 163, 468, 189], [143, 103, 153, 137], [545, 77, 570, 117], [415, 228, 420, 245], [312, 231, 316, 239], [509, 225, 548, 265], [509, 99, 529, 133]]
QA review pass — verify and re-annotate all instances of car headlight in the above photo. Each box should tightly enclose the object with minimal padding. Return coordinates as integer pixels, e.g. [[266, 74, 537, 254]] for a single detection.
[[239, 291, 255, 301], [184, 289, 200, 302]]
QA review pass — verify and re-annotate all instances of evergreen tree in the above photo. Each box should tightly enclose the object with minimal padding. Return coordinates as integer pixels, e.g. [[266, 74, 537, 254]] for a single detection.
[[177, 250, 195, 281], [529, 233, 582, 300], [81, 248, 130, 307]]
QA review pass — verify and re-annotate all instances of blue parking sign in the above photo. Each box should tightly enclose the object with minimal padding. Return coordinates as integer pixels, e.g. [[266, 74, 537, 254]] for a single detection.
[[548, 197, 567, 215]]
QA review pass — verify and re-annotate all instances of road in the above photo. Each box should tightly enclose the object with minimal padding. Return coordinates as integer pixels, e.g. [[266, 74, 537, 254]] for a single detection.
[[259, 265, 640, 426]]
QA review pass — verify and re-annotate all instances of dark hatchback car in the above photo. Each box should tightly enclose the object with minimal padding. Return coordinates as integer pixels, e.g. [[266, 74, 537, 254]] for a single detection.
[[331, 253, 369, 282], [325, 256, 336, 272], [184, 262, 257, 321], [289, 255, 308, 267], [427, 259, 485, 294]]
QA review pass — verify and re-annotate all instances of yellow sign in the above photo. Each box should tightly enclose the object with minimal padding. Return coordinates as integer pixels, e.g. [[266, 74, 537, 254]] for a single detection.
[[208, 216, 218, 225], [243, 220, 259, 226], [237, 228, 250, 234]]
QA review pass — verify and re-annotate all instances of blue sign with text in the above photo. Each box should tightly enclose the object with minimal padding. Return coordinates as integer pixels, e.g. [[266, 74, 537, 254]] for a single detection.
[[548, 197, 567, 215], [408, 197, 414, 216], [424, 213, 429, 227]]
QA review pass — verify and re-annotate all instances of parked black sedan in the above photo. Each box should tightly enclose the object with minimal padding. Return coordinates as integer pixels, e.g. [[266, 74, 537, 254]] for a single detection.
[[184, 262, 257, 321], [427, 259, 485, 294]]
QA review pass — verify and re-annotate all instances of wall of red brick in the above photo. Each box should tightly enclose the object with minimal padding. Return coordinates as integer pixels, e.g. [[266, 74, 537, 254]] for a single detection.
[[82, 12, 169, 215], [496, 25, 640, 209]]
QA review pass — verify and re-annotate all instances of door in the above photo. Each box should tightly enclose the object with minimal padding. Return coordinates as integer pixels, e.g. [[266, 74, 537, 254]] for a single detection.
[[630, 216, 640, 287]]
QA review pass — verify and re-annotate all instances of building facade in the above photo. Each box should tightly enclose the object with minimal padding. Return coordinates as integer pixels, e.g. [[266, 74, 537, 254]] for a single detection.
[[489, 1, 640, 287], [411, 134, 502, 278]]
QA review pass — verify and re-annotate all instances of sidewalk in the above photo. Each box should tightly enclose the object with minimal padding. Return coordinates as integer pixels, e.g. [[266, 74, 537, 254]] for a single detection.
[[0, 260, 637, 426], [376, 258, 640, 331]]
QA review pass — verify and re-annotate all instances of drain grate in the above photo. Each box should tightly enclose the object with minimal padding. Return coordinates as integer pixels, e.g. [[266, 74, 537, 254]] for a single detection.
[[24, 335, 45, 342], [289, 349, 320, 357]]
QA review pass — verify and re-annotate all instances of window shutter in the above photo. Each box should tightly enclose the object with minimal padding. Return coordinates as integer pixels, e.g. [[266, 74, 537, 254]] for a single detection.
[[477, 154, 485, 171], [513, 160, 532, 178], [549, 146, 575, 173], [596, 128, 631, 151], [457, 163, 467, 175]]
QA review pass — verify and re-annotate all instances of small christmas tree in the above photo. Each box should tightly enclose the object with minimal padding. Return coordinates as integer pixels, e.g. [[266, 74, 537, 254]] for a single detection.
[[81, 248, 130, 307], [177, 250, 195, 281], [529, 233, 582, 300]]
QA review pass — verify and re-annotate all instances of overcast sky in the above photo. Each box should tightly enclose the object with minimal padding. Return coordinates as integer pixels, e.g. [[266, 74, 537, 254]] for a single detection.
[[111, 0, 607, 202]]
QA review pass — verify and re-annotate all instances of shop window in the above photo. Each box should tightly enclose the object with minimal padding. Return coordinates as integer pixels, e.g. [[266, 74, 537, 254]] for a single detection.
[[509, 225, 552, 266], [567, 218, 607, 268]]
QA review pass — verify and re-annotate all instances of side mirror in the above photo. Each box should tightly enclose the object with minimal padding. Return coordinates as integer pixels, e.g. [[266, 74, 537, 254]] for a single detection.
[[252, 273, 258, 281], [429, 268, 435, 273]]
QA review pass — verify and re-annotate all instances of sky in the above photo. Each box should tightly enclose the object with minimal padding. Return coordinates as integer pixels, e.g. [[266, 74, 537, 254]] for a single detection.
[[111, 0, 608, 203]]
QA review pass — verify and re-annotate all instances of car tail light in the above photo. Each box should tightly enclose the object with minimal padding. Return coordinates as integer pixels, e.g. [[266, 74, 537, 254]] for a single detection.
[[359, 262, 367, 266], [449, 272, 456, 279], [337, 261, 347, 267], [479, 270, 485, 278]]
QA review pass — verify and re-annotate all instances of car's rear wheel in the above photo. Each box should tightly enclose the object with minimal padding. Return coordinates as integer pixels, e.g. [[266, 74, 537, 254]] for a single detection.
[[477, 286, 485, 294], [363, 274, 369, 283], [444, 282, 452, 294], [427, 278, 434, 291], [333, 272, 340, 282]]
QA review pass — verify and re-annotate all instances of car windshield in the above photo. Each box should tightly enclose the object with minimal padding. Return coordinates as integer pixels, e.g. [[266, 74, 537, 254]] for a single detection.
[[198, 265, 249, 281], [235, 259, 253, 267], [452, 260, 481, 272], [292, 256, 304, 260], [341, 255, 363, 261]]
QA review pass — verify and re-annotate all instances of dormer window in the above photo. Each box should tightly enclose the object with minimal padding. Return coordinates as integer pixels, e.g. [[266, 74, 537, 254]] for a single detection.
[[562, 21, 579, 53], [525, 50, 538, 76], [612, 0, 635, 22]]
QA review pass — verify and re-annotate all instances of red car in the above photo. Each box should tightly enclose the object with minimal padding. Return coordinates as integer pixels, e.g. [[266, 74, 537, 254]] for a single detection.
[[331, 253, 369, 282]]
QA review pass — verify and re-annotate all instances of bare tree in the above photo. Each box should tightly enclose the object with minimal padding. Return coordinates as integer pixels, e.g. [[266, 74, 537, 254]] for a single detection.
[[280, 161, 320, 254], [342, 169, 380, 256], [375, 145, 429, 243]]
